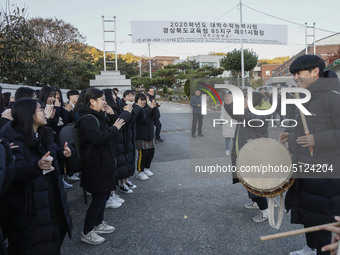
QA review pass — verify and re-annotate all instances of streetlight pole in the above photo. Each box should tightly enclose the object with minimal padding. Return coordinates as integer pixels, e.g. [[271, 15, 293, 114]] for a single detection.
[[148, 43, 152, 78], [240, 0, 245, 87]]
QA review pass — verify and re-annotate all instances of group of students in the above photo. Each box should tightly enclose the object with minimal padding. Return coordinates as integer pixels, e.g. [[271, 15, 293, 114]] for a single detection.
[[221, 55, 340, 255], [0, 85, 161, 253]]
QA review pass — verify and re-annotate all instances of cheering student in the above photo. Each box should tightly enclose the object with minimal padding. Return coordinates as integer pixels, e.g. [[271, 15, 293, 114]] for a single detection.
[[0, 99, 73, 254], [279, 55, 340, 255], [77, 88, 125, 245]]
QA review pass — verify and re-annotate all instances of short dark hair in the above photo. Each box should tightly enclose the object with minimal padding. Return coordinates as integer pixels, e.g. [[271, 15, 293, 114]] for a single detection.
[[113, 88, 119, 92], [66, 89, 79, 99], [123, 90, 135, 98], [289, 55, 325, 76], [15, 87, 36, 101], [135, 92, 147, 103], [148, 87, 155, 92]]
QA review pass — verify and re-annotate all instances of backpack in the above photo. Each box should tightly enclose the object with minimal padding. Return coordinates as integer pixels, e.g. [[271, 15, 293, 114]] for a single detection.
[[59, 114, 99, 204], [73, 114, 99, 160], [59, 114, 99, 170]]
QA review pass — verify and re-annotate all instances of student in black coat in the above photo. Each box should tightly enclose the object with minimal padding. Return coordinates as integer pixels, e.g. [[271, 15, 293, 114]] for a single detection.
[[147, 87, 163, 142], [0, 99, 73, 255], [135, 93, 158, 181], [280, 55, 340, 255], [116, 90, 144, 192], [78, 88, 125, 245], [0, 138, 15, 255]]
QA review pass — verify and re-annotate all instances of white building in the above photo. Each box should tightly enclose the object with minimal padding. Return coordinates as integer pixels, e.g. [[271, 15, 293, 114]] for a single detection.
[[188, 55, 230, 77]]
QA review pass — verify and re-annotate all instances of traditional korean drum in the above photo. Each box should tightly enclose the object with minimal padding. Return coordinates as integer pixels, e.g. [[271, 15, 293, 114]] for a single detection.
[[236, 138, 294, 229]]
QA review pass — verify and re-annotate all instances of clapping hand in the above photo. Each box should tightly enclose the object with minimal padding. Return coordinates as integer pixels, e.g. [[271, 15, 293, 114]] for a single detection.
[[113, 118, 125, 130]]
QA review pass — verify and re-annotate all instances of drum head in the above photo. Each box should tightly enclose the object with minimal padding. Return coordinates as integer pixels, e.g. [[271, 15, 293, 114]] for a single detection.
[[236, 138, 293, 197]]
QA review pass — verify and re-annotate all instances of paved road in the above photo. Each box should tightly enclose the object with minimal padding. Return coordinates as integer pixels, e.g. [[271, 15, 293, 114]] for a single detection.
[[61, 101, 306, 255]]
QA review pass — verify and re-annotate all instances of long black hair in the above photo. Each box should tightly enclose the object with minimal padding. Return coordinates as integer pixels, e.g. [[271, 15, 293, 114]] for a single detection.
[[38, 86, 56, 105], [72, 89, 87, 120], [84, 88, 104, 107], [11, 99, 50, 148], [103, 89, 118, 113], [54, 86, 65, 106], [2, 92, 11, 109], [0, 86, 4, 113]]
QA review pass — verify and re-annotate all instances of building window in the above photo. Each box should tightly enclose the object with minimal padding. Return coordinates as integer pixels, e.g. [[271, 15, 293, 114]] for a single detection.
[[265, 70, 271, 76], [199, 62, 217, 68]]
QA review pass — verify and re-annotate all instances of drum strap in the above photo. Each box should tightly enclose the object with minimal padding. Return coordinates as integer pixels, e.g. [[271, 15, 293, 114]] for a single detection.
[[268, 194, 284, 229]]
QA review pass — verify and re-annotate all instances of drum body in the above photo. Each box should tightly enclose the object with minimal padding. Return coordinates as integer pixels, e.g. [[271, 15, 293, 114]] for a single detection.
[[236, 138, 294, 198]]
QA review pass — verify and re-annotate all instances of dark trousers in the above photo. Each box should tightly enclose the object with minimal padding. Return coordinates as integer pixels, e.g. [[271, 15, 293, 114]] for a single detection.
[[248, 191, 268, 210], [192, 113, 203, 135], [137, 148, 155, 172], [305, 230, 331, 255], [83, 192, 111, 234], [154, 118, 162, 139]]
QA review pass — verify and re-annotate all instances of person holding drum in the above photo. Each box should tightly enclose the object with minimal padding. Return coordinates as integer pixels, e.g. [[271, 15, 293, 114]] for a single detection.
[[224, 90, 272, 223], [279, 55, 340, 255]]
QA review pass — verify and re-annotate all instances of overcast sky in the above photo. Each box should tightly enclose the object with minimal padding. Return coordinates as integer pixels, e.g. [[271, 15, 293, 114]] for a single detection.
[[2, 0, 340, 59]]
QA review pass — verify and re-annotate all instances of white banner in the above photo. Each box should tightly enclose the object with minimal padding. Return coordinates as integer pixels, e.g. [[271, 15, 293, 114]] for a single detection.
[[131, 21, 287, 45]]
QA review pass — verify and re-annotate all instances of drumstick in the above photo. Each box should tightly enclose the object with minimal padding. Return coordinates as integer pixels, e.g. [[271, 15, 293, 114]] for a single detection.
[[261, 222, 340, 241], [295, 93, 314, 157]]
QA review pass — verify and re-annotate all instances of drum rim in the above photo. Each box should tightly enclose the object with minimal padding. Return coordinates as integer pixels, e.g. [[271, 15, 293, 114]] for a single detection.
[[236, 137, 293, 198]]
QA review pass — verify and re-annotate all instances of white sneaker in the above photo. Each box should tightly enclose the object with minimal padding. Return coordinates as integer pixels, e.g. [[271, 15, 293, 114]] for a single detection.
[[126, 180, 137, 189], [244, 202, 259, 209], [144, 169, 153, 177], [136, 171, 149, 181], [112, 193, 125, 203], [225, 150, 230, 156], [105, 196, 122, 209], [120, 184, 133, 194], [81, 230, 105, 245], [252, 213, 268, 223], [289, 246, 316, 255], [94, 221, 115, 234], [67, 174, 80, 181]]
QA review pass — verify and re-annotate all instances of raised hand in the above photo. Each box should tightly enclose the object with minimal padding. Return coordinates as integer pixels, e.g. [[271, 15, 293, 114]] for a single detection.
[[124, 104, 133, 113], [54, 98, 61, 107], [113, 118, 125, 130], [63, 142, 72, 158], [38, 152, 53, 170], [104, 104, 114, 115]]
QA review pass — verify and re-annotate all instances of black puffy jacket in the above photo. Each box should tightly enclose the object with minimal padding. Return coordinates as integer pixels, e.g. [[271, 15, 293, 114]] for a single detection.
[[0, 122, 72, 255], [136, 105, 159, 142], [78, 107, 119, 193], [118, 99, 144, 177], [285, 70, 340, 228]]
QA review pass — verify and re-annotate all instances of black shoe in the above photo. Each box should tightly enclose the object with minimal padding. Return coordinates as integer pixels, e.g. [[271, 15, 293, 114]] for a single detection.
[[198, 134, 204, 137], [192, 134, 196, 138], [155, 137, 164, 142]]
